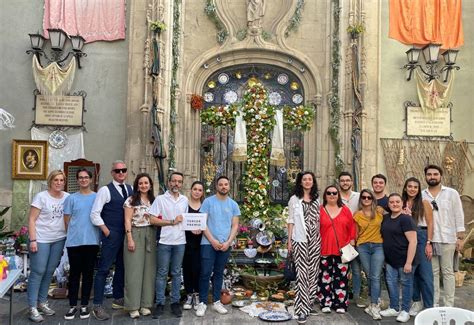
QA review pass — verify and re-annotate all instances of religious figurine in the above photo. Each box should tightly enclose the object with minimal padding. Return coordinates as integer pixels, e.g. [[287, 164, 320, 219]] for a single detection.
[[247, 0, 265, 29]]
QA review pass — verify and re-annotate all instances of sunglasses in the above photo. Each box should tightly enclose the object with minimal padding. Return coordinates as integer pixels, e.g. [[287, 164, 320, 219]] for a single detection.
[[361, 195, 373, 200], [431, 200, 439, 211], [113, 168, 128, 174], [326, 191, 338, 196]]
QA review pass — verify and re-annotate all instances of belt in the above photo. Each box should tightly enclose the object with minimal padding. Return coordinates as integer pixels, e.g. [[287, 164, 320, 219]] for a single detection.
[[419, 226, 428, 230]]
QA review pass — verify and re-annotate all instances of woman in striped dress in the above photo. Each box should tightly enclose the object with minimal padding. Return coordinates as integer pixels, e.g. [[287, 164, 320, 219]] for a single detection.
[[287, 171, 321, 324]]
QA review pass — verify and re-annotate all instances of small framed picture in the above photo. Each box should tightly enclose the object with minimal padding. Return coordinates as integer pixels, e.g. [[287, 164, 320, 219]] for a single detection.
[[12, 139, 48, 180]]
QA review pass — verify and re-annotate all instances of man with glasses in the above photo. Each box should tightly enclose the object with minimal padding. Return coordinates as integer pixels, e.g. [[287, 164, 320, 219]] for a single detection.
[[422, 164, 465, 307], [338, 172, 365, 307], [90, 160, 132, 320]]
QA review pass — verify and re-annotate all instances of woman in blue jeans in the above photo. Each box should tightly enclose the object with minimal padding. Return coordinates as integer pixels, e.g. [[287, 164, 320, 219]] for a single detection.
[[380, 193, 418, 323], [401, 177, 434, 315], [353, 189, 384, 320], [27, 170, 69, 322]]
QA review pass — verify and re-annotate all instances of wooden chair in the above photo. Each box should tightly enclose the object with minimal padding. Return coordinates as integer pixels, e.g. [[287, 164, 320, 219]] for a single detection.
[[64, 158, 100, 192]]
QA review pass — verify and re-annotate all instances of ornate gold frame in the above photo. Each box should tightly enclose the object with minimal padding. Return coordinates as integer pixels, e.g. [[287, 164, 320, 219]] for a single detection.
[[12, 139, 48, 180]]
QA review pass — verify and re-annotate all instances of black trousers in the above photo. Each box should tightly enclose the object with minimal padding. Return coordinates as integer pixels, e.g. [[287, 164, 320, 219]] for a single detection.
[[67, 245, 99, 306], [182, 245, 201, 294]]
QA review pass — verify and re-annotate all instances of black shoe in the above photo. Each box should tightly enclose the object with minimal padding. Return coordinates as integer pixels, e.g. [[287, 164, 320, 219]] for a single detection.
[[64, 307, 78, 320], [170, 303, 182, 317], [152, 305, 164, 319], [79, 306, 90, 319], [297, 314, 307, 324]]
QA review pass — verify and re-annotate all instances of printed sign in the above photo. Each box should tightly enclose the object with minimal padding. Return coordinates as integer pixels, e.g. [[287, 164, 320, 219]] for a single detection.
[[406, 106, 450, 137], [35, 95, 83, 126], [182, 213, 207, 231]]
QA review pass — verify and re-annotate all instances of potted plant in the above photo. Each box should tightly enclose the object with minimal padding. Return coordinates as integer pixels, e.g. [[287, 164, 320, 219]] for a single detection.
[[149, 20, 167, 34], [13, 226, 28, 252], [201, 135, 215, 153], [347, 23, 365, 39]]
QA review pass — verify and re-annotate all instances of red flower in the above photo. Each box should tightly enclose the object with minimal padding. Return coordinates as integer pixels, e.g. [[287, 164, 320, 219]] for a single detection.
[[191, 94, 204, 110]]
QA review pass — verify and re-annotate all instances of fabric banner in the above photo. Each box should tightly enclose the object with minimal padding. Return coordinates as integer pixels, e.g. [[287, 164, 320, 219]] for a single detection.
[[270, 109, 285, 167], [389, 0, 464, 49], [415, 70, 454, 113], [43, 0, 126, 43], [232, 113, 247, 162], [30, 127, 85, 201], [32, 56, 76, 96]]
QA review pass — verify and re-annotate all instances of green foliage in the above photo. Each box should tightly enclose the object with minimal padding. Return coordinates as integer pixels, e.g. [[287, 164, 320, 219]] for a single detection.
[[204, 0, 229, 44], [285, 0, 305, 37], [0, 207, 13, 239], [283, 104, 315, 131], [149, 20, 167, 32]]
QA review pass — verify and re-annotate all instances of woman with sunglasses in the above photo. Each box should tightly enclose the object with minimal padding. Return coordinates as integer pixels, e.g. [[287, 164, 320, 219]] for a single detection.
[[287, 171, 321, 324], [401, 177, 434, 316], [123, 173, 156, 318], [353, 189, 384, 320], [318, 185, 356, 314], [380, 193, 418, 323]]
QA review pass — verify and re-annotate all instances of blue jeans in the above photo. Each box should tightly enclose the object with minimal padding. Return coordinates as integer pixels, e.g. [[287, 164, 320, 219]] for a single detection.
[[357, 243, 385, 304], [412, 228, 434, 308], [93, 230, 125, 305], [199, 245, 231, 304], [350, 257, 362, 298], [386, 264, 414, 312], [155, 243, 185, 305], [28, 239, 65, 307]]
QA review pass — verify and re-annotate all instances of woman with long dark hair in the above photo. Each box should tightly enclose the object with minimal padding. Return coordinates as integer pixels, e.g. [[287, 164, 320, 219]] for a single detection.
[[401, 177, 434, 316], [353, 189, 384, 320], [318, 185, 356, 314], [182, 181, 205, 311], [123, 173, 156, 318], [287, 171, 321, 324]]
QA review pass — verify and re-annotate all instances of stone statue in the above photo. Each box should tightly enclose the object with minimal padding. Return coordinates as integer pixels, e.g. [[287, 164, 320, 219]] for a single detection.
[[247, 0, 265, 29]]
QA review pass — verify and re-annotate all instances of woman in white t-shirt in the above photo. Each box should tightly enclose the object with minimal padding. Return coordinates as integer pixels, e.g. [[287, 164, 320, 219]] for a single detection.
[[27, 170, 69, 323]]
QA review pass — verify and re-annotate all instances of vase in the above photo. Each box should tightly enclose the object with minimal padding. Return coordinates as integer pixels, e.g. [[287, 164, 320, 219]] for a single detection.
[[220, 289, 233, 305], [237, 238, 248, 249]]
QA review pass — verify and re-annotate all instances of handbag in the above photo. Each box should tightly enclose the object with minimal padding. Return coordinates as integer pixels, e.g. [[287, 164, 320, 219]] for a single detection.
[[324, 207, 359, 263], [284, 252, 297, 281]]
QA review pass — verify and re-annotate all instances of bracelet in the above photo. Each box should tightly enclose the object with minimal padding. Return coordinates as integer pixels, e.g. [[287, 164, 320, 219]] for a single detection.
[[30, 240, 37, 243], [125, 229, 131, 233]]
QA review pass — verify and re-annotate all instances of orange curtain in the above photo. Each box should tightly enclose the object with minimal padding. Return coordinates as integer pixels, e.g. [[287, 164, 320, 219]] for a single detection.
[[389, 0, 464, 49]]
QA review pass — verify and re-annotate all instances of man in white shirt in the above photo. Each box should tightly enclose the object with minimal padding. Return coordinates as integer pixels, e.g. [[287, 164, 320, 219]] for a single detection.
[[148, 172, 188, 319], [422, 164, 465, 307], [339, 171, 360, 213], [339, 172, 365, 307], [90, 160, 132, 320]]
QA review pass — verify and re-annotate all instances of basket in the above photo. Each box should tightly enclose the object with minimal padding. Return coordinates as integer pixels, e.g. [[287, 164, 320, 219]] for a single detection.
[[455, 271, 467, 287], [240, 272, 285, 290]]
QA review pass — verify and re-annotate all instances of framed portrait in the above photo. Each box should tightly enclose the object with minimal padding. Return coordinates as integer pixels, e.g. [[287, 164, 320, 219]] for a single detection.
[[12, 139, 48, 180]]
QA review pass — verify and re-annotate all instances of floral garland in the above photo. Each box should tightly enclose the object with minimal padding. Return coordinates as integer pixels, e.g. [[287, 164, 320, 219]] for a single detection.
[[283, 104, 315, 131], [240, 83, 275, 224], [200, 104, 238, 127], [191, 94, 204, 111], [204, 0, 229, 44], [285, 0, 305, 37]]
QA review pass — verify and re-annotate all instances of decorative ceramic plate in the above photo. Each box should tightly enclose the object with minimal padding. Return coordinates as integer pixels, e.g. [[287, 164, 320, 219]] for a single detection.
[[232, 299, 251, 308], [224, 90, 238, 104], [48, 130, 68, 149], [277, 74, 289, 85], [218, 73, 229, 84], [244, 248, 257, 258], [292, 93, 303, 104], [204, 92, 214, 102], [268, 92, 282, 105], [258, 310, 293, 322], [256, 231, 275, 246]]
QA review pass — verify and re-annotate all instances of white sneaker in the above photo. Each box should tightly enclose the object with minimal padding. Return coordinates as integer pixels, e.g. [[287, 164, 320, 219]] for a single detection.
[[212, 301, 228, 314], [139, 307, 151, 316], [29, 307, 44, 323], [380, 308, 400, 317], [129, 310, 140, 319], [336, 308, 346, 314], [193, 294, 200, 311], [183, 294, 193, 310], [321, 307, 331, 313], [369, 304, 382, 320], [396, 310, 410, 323], [195, 302, 207, 317], [38, 302, 55, 316], [409, 301, 423, 316]]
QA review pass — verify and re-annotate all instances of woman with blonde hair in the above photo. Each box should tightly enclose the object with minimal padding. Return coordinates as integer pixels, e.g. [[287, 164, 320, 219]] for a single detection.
[[27, 170, 69, 323], [353, 189, 385, 320]]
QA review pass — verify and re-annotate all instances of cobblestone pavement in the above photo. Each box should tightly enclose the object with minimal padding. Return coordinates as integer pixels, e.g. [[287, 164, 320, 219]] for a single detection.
[[1, 280, 473, 325]]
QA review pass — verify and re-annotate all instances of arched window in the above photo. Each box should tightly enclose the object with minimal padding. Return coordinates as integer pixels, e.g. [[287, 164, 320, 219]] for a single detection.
[[200, 64, 305, 204]]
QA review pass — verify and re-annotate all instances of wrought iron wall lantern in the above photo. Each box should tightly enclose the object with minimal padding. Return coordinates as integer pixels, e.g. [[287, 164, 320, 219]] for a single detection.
[[26, 28, 87, 68], [403, 43, 460, 82]]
